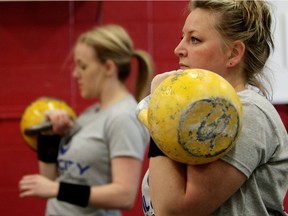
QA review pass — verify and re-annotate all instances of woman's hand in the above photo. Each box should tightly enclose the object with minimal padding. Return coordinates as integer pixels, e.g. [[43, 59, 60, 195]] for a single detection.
[[151, 70, 183, 93], [19, 174, 59, 199], [45, 109, 74, 134]]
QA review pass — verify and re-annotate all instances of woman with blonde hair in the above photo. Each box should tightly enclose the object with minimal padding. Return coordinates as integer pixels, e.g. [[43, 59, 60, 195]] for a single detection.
[[19, 24, 154, 216], [142, 1, 288, 215]]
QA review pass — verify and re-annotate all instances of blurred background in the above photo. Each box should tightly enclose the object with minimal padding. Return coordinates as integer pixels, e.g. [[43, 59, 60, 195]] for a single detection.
[[0, 1, 287, 215]]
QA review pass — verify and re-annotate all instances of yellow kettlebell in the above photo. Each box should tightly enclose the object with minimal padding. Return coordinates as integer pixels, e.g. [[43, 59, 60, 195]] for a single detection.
[[20, 97, 77, 151], [137, 69, 243, 164]]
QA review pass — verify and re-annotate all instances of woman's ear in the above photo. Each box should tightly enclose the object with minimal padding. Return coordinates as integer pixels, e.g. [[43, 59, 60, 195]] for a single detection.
[[226, 40, 245, 67], [104, 59, 117, 77]]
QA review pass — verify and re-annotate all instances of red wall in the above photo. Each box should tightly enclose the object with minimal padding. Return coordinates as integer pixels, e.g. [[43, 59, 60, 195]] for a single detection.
[[0, 1, 287, 216]]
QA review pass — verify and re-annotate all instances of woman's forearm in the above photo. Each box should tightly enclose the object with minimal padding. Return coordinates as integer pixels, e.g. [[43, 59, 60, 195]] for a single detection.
[[149, 156, 191, 216], [38, 161, 58, 180]]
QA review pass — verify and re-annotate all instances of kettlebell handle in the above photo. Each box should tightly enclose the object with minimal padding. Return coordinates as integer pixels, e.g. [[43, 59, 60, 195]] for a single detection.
[[24, 121, 53, 136]]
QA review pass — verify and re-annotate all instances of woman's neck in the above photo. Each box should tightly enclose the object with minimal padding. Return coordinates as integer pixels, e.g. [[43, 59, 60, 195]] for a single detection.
[[99, 81, 129, 110]]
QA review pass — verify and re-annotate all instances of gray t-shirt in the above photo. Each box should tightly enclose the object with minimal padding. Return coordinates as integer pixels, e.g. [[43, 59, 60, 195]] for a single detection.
[[142, 89, 288, 216], [46, 95, 149, 216]]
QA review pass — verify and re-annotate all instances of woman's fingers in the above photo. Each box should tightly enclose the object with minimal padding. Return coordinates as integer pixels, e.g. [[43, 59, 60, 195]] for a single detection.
[[45, 110, 74, 133], [151, 69, 183, 93], [19, 174, 59, 199], [19, 175, 37, 197]]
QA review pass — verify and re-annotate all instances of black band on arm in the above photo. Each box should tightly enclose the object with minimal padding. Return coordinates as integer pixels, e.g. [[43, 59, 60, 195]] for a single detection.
[[57, 182, 91, 207], [37, 135, 61, 163], [148, 137, 166, 158]]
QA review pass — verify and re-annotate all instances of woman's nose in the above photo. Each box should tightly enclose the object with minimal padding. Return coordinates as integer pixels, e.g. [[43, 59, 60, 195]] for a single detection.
[[72, 68, 79, 78], [174, 40, 187, 57]]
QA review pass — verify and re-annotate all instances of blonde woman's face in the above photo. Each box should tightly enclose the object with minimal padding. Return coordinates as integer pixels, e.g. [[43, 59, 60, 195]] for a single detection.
[[73, 42, 106, 99], [174, 8, 231, 76]]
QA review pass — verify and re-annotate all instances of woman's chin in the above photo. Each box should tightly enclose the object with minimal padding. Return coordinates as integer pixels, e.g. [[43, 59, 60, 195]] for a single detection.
[[80, 92, 88, 99], [81, 93, 95, 100]]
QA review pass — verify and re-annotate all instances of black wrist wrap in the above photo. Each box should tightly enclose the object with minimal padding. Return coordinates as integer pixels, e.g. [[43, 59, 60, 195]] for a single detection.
[[57, 182, 91, 207], [148, 137, 166, 158], [37, 134, 61, 163]]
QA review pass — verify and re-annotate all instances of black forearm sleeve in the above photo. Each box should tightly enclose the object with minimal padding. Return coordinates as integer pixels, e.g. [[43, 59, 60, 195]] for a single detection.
[[148, 137, 166, 158], [37, 134, 61, 163]]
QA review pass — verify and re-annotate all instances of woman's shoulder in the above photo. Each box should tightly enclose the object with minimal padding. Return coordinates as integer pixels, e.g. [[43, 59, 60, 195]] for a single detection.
[[106, 95, 139, 121], [238, 89, 278, 116], [110, 94, 137, 113], [238, 89, 287, 136]]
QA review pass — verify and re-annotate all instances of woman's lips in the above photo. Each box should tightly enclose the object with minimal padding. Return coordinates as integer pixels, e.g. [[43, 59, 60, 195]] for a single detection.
[[179, 64, 190, 70], [77, 82, 83, 89]]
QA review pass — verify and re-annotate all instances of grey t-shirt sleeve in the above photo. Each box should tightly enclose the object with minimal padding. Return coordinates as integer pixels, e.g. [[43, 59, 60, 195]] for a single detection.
[[221, 101, 279, 178], [106, 112, 149, 161]]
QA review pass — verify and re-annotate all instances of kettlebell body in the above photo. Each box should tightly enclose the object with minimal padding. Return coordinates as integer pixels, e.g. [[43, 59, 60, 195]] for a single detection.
[[138, 69, 243, 164], [20, 97, 77, 151]]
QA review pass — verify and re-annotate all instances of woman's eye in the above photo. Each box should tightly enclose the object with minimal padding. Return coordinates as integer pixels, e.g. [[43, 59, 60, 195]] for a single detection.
[[77, 63, 87, 70], [74, 60, 87, 71], [191, 36, 200, 44]]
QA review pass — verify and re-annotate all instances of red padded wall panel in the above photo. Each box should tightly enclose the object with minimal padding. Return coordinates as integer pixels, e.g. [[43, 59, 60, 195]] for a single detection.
[[0, 2, 74, 119], [0, 1, 188, 215]]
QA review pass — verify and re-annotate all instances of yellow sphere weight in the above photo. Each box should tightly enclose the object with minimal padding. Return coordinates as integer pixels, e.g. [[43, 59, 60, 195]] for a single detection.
[[20, 97, 77, 151], [142, 69, 243, 164]]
